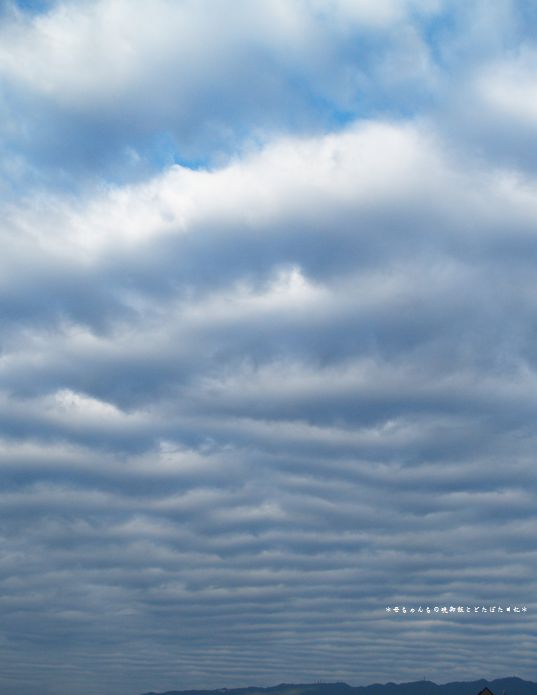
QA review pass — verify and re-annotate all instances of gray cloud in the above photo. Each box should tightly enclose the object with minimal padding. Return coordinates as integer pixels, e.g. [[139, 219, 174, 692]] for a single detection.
[[1, 118, 537, 694], [1, 3, 537, 695]]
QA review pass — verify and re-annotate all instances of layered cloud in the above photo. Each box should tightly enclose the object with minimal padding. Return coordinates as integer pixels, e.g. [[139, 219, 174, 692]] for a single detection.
[[1, 2, 537, 695]]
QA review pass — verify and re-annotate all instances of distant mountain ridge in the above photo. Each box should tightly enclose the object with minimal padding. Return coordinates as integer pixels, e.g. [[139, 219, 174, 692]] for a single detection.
[[141, 677, 537, 695]]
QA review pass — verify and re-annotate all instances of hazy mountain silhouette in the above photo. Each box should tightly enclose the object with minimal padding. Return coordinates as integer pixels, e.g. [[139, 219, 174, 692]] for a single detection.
[[141, 677, 537, 695]]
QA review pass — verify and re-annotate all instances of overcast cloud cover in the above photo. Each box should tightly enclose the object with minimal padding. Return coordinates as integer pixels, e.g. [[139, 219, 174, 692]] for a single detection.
[[1, 1, 537, 694]]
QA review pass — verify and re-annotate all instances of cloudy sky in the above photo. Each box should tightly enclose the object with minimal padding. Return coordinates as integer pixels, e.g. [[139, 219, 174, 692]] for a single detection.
[[1, 1, 537, 694]]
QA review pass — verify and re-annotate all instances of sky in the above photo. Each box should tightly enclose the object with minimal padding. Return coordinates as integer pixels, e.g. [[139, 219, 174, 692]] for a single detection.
[[0, 1, 537, 694]]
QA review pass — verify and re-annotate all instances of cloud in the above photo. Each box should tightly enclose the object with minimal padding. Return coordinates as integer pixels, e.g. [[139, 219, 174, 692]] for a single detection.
[[0, 0, 442, 186], [0, 0, 438, 105], [1, 112, 537, 694], [2, 0, 537, 190], [1, 2, 537, 695]]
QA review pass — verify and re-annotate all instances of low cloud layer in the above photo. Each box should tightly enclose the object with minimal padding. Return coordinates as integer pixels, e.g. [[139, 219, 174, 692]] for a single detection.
[[1, 2, 536, 695]]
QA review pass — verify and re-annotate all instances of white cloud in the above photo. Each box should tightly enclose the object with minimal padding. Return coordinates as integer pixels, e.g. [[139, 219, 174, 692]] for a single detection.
[[0, 120, 448, 263], [0, 0, 400, 104], [0, 0, 444, 182], [477, 50, 537, 127]]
